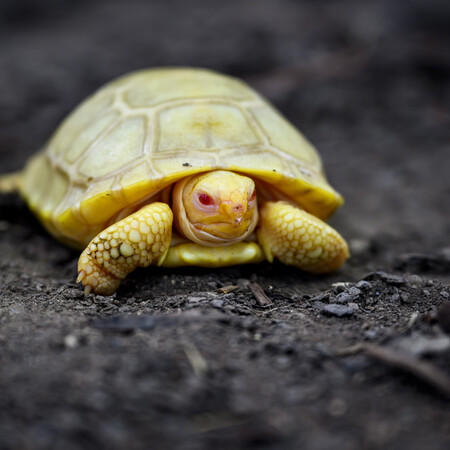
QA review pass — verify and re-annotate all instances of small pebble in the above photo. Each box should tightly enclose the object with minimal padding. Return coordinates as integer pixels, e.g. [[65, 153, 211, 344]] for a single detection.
[[315, 302, 355, 317], [408, 274, 423, 286], [332, 282, 351, 288], [126, 297, 136, 305], [336, 287, 361, 303], [253, 332, 262, 341], [237, 278, 250, 288], [188, 296, 205, 303], [364, 329, 378, 339], [400, 293, 411, 304], [356, 280, 372, 291], [64, 334, 79, 349], [211, 299, 224, 308], [349, 238, 371, 255]]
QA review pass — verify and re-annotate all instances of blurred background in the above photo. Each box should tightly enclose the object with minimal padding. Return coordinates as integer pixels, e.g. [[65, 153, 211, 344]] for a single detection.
[[1, 0, 449, 254]]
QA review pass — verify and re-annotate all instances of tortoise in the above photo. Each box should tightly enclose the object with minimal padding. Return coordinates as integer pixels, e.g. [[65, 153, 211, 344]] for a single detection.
[[0, 67, 349, 295]]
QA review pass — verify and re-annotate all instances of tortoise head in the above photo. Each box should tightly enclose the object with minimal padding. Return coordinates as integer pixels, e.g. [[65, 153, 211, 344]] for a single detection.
[[172, 170, 258, 246]]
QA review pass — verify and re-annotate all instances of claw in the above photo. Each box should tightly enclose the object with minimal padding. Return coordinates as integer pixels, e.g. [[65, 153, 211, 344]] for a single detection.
[[76, 270, 86, 283]]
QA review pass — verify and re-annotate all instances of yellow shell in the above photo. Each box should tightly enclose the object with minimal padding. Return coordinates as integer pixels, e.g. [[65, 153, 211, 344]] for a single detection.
[[21, 68, 343, 249]]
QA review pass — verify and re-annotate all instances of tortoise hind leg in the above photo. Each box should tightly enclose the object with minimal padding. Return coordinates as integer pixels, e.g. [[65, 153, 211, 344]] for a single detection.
[[0, 172, 22, 193], [77, 202, 172, 295], [257, 201, 349, 273]]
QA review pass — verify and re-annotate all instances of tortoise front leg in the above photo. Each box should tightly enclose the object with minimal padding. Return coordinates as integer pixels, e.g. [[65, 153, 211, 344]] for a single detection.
[[257, 201, 349, 273], [77, 202, 173, 295]]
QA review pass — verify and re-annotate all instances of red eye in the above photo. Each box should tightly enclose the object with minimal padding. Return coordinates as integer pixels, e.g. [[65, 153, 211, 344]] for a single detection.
[[249, 189, 256, 201], [198, 193, 214, 206]]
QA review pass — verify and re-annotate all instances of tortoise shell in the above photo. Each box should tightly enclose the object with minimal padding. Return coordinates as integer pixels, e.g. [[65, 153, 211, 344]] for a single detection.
[[21, 68, 343, 248]]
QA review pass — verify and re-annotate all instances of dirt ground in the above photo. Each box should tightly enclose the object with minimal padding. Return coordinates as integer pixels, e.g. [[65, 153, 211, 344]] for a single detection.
[[1, 0, 449, 449]]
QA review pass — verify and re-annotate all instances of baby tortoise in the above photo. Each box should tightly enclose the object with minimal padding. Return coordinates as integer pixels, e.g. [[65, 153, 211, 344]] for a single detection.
[[0, 68, 349, 295]]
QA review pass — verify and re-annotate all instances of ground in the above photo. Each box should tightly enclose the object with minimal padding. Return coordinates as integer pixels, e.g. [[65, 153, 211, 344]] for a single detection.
[[0, 1, 449, 449]]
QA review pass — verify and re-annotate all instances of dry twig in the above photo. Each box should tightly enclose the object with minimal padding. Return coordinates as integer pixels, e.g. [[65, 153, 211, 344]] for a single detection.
[[337, 343, 450, 398], [216, 285, 240, 294], [248, 282, 273, 307]]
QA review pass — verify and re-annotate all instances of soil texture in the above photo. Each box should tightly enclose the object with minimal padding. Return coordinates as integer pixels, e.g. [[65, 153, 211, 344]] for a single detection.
[[0, 1, 449, 449]]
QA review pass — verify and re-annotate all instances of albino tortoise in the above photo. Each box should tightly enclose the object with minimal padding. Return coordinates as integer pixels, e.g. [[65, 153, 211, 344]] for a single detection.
[[0, 68, 349, 295]]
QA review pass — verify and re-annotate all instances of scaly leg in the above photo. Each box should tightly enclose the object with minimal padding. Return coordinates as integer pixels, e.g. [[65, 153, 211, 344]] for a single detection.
[[77, 202, 172, 295], [257, 201, 349, 273]]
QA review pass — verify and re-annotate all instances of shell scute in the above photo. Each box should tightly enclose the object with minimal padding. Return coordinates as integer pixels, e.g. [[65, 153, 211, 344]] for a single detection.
[[41, 167, 69, 214], [64, 111, 119, 164], [51, 93, 114, 155], [78, 116, 145, 178], [156, 103, 261, 152], [250, 106, 319, 166], [80, 185, 126, 226], [123, 69, 255, 108]]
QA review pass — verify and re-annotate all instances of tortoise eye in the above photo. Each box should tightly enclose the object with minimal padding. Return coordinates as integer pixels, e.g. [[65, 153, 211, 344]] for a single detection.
[[198, 193, 214, 206], [249, 189, 256, 201]]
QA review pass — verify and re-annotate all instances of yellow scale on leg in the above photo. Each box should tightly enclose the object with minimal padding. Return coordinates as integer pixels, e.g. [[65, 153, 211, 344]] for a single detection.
[[258, 201, 349, 273], [77, 202, 173, 295]]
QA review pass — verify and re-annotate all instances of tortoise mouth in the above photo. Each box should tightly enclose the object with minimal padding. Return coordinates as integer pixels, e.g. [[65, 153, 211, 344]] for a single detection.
[[191, 215, 257, 243], [187, 218, 257, 246], [193, 220, 245, 229]]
